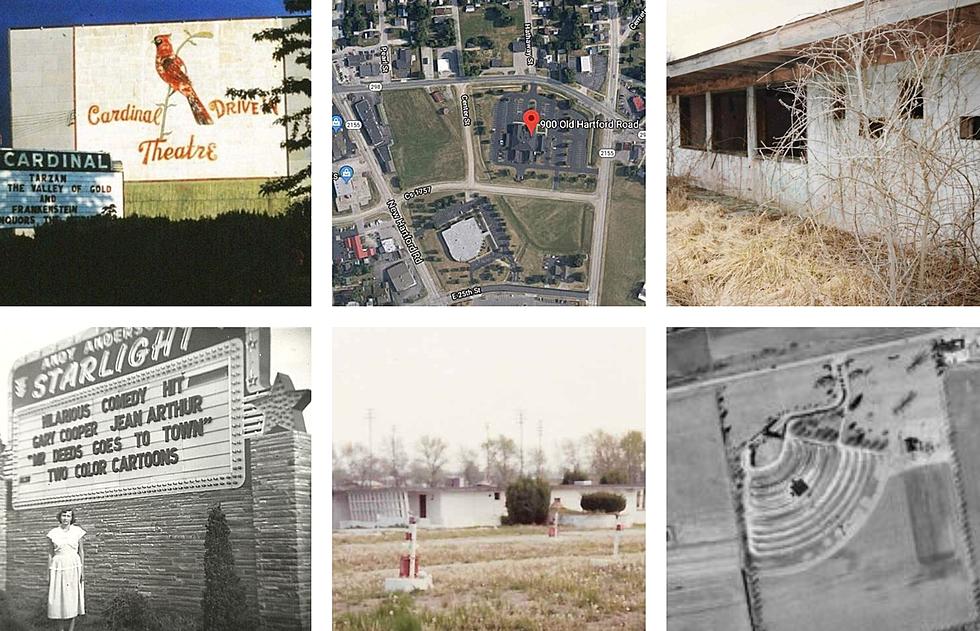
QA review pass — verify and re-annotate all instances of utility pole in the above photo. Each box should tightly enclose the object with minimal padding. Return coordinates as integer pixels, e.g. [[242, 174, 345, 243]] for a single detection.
[[367, 408, 374, 485], [518, 411, 525, 476], [484, 422, 491, 483], [537, 418, 544, 477]]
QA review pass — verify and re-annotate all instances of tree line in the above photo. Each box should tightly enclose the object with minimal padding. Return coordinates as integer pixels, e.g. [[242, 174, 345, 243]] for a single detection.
[[332, 428, 644, 488]]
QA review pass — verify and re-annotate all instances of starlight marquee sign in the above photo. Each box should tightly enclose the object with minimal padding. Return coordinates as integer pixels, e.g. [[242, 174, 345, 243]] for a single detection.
[[10, 327, 270, 509], [0, 149, 123, 227]]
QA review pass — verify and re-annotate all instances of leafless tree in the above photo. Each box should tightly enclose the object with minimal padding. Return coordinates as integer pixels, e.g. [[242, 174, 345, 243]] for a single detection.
[[416, 435, 449, 487], [769, 3, 980, 303], [458, 447, 484, 485]]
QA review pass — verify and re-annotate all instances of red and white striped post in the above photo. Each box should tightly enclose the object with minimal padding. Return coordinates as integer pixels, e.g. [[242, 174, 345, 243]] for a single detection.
[[548, 510, 559, 538], [399, 516, 420, 577], [613, 521, 624, 558]]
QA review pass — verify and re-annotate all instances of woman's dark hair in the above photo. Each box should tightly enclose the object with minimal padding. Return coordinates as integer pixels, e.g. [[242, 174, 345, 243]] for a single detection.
[[56, 507, 77, 525]]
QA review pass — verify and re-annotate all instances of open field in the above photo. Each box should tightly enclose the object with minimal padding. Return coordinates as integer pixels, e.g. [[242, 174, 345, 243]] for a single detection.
[[125, 179, 289, 218], [667, 540, 751, 631], [384, 89, 466, 189], [759, 471, 975, 631], [944, 365, 980, 587], [493, 194, 593, 289], [600, 172, 645, 306], [334, 526, 645, 630], [667, 389, 736, 545], [459, 3, 523, 64]]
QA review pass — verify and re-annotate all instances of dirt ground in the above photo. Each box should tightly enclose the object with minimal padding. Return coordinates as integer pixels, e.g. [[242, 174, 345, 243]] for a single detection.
[[333, 525, 646, 630]]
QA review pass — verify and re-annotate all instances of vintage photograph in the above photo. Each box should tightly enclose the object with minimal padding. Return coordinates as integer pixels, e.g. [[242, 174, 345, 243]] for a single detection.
[[667, 0, 980, 305], [333, 328, 646, 628], [0, 0, 310, 305], [667, 327, 980, 631], [0, 327, 312, 630]]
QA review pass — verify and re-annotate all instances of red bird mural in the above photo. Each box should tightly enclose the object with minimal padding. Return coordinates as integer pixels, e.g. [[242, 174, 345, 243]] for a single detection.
[[152, 34, 213, 125]]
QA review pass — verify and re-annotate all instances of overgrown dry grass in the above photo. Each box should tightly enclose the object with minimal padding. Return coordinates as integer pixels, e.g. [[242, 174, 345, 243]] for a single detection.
[[333, 527, 645, 630], [667, 181, 980, 305]]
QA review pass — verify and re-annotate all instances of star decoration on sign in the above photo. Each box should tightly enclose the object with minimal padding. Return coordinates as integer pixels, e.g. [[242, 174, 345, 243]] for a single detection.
[[249, 373, 312, 434]]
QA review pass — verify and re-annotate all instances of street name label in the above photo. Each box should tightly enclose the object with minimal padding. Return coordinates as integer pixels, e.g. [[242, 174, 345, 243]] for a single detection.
[[523, 23, 534, 66], [379, 45, 391, 75], [450, 286, 483, 301], [386, 198, 424, 265], [460, 94, 472, 126], [540, 118, 640, 130]]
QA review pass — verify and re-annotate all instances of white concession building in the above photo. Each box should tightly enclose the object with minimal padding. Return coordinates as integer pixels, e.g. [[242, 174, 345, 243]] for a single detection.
[[667, 0, 980, 242], [332, 482, 646, 529]]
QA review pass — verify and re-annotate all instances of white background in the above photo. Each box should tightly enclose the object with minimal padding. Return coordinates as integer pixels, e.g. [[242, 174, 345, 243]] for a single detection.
[[74, 20, 288, 181]]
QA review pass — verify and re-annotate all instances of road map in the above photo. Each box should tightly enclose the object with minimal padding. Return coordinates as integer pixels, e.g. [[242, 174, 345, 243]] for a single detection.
[[332, 0, 646, 306]]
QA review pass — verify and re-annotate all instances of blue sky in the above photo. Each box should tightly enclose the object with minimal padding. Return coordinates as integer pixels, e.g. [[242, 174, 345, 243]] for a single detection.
[[1, 0, 301, 144]]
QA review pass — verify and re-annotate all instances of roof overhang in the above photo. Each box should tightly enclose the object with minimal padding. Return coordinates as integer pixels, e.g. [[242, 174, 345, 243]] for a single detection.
[[668, 0, 980, 95]]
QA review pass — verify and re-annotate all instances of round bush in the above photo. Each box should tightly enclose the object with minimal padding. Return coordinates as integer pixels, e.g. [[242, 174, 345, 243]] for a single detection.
[[580, 491, 626, 514]]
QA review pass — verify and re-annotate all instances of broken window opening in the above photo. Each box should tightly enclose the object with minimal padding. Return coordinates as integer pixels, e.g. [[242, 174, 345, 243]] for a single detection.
[[756, 86, 807, 159], [960, 116, 980, 140], [861, 117, 886, 139], [900, 79, 924, 119], [831, 84, 846, 120], [710, 90, 747, 154], [679, 94, 707, 149]]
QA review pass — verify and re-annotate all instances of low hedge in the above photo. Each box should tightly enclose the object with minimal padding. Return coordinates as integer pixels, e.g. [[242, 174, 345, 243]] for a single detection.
[[580, 491, 626, 514]]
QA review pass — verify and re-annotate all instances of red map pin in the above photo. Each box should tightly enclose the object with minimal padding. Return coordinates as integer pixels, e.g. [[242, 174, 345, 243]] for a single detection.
[[523, 109, 540, 136]]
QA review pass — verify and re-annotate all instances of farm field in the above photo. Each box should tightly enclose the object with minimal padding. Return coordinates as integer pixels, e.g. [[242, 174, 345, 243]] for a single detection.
[[667, 540, 751, 631], [492, 194, 593, 289], [666, 389, 736, 544], [758, 468, 975, 631], [383, 89, 465, 190], [333, 525, 645, 630], [599, 172, 645, 306], [943, 364, 980, 584], [458, 2, 523, 62]]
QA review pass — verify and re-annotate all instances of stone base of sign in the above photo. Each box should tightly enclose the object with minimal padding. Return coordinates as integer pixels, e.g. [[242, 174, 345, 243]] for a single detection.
[[383, 574, 433, 593], [0, 430, 310, 631]]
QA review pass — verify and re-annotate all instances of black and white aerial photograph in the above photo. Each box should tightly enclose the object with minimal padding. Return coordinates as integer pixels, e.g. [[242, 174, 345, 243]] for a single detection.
[[668, 327, 980, 631]]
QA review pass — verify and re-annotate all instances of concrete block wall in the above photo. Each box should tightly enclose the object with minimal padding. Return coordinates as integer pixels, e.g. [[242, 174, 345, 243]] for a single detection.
[[251, 431, 312, 631], [3, 431, 311, 630]]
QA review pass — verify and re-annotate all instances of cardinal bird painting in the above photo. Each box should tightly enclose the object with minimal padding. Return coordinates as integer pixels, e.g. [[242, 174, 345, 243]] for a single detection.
[[153, 34, 213, 125]]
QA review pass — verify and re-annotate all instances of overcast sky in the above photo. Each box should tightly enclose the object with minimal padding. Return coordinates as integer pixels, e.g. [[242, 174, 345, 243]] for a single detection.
[[0, 327, 311, 442], [667, 0, 858, 60], [332, 328, 645, 467]]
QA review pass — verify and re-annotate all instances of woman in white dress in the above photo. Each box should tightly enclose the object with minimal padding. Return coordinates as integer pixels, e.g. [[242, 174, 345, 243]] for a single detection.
[[47, 508, 85, 631]]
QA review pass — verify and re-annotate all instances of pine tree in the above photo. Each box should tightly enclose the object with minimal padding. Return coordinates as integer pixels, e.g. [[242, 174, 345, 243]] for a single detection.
[[226, 0, 311, 213], [202, 504, 252, 631]]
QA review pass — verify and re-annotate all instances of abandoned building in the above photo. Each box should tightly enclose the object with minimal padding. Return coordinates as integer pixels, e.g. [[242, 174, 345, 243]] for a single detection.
[[667, 0, 980, 240]]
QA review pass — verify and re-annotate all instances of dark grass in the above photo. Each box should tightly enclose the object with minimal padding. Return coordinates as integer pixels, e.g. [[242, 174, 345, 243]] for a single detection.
[[0, 206, 310, 305]]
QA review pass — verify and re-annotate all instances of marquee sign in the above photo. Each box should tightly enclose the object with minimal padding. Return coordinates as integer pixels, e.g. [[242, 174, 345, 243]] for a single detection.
[[10, 327, 270, 509], [73, 20, 289, 182], [0, 149, 123, 227]]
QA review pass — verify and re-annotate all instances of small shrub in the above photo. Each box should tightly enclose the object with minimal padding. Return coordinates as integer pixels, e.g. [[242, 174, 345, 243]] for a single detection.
[[104, 591, 151, 631], [505, 476, 551, 524], [599, 470, 627, 484], [561, 468, 590, 484], [581, 491, 626, 514], [202, 503, 253, 631]]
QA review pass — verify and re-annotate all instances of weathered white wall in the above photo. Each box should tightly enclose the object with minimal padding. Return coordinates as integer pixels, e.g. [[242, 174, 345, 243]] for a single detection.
[[10, 28, 75, 150], [549, 486, 646, 524], [668, 51, 980, 242], [332, 492, 352, 529]]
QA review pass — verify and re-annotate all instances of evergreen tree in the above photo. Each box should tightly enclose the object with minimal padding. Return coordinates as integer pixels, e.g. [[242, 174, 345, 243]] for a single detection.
[[227, 0, 311, 213], [202, 504, 252, 631]]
